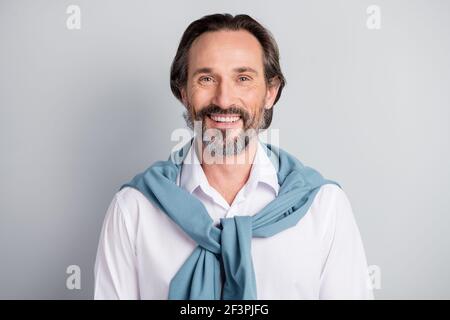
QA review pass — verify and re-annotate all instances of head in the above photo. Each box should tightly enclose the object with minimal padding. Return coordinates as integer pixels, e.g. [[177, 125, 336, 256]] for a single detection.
[[170, 14, 286, 157]]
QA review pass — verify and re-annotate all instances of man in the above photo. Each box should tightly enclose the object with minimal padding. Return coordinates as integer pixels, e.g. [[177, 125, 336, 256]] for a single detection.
[[94, 13, 373, 300]]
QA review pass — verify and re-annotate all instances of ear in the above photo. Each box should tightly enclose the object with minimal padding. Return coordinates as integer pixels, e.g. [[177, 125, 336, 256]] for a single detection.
[[180, 87, 188, 109], [264, 76, 281, 110]]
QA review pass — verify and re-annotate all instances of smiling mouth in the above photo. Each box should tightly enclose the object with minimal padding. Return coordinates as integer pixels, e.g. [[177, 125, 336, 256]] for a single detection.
[[207, 113, 242, 123]]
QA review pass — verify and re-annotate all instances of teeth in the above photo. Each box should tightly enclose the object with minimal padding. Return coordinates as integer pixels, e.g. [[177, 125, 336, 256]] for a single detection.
[[210, 115, 240, 123]]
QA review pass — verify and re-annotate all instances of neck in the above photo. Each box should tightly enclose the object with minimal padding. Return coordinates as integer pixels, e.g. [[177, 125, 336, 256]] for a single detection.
[[196, 136, 258, 206]]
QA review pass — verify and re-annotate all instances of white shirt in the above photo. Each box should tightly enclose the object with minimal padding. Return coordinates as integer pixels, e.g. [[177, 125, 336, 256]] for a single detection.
[[94, 141, 374, 300]]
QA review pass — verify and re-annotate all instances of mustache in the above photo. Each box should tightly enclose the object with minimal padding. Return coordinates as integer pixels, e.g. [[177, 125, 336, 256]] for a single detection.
[[195, 104, 250, 123]]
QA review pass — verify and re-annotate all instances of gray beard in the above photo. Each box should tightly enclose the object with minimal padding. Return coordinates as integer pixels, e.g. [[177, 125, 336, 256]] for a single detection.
[[202, 128, 252, 157], [183, 109, 263, 157]]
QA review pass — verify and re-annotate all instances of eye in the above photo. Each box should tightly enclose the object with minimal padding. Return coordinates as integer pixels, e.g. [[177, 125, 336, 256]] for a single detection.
[[238, 76, 251, 82], [199, 76, 214, 83]]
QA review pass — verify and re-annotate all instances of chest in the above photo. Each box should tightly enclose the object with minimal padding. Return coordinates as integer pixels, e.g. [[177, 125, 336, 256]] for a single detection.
[[136, 209, 323, 299]]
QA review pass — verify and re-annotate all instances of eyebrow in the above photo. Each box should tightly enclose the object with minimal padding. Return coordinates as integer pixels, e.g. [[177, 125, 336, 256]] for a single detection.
[[192, 66, 259, 77]]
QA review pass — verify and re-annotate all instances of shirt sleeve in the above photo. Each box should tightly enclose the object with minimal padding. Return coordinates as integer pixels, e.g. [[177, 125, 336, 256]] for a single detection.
[[319, 185, 374, 299], [93, 192, 140, 299]]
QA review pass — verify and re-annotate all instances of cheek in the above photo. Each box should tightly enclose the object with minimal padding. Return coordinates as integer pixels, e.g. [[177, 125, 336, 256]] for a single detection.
[[188, 86, 213, 111], [242, 91, 266, 116], [239, 83, 267, 105]]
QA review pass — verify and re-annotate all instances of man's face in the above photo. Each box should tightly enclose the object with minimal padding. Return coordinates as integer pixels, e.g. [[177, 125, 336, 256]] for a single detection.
[[181, 30, 279, 157]]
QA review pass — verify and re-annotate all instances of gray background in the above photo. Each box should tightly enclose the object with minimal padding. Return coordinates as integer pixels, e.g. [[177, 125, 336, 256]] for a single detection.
[[1, 0, 449, 299]]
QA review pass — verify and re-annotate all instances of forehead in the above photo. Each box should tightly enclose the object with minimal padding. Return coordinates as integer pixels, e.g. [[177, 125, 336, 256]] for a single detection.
[[188, 30, 264, 73]]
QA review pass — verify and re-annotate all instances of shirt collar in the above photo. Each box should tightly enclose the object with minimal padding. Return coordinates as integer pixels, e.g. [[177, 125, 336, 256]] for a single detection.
[[179, 138, 280, 198]]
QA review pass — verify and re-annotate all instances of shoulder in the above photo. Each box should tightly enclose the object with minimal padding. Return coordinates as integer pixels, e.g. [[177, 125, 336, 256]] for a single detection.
[[114, 186, 161, 216], [104, 186, 160, 232], [313, 183, 352, 212], [116, 186, 151, 208], [308, 183, 356, 237]]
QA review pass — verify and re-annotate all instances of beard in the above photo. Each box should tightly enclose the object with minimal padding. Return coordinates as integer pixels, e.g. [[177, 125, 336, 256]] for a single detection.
[[183, 103, 268, 157]]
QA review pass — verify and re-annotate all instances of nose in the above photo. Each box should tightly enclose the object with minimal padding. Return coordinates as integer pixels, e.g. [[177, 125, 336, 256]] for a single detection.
[[211, 79, 237, 110]]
